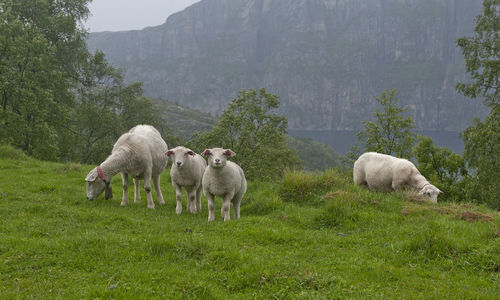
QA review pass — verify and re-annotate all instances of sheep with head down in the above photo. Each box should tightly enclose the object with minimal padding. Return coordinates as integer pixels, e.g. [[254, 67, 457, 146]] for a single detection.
[[201, 148, 246, 221], [353, 152, 442, 203], [85, 124, 168, 208], [166, 146, 207, 214]]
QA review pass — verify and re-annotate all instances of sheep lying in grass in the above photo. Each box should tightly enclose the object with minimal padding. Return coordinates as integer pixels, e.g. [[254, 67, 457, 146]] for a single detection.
[[85, 125, 169, 209], [202, 148, 246, 221], [166, 146, 207, 215], [353, 152, 442, 203]]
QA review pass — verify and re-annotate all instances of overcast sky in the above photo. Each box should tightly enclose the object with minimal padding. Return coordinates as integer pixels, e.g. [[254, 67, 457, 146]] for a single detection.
[[85, 0, 200, 32]]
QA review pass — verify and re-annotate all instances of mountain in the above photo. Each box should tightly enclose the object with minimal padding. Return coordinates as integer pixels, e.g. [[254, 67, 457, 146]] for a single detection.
[[87, 0, 487, 131]]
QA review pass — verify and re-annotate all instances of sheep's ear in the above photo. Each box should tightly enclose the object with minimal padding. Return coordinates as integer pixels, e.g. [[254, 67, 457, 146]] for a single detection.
[[187, 150, 195, 156], [223, 149, 236, 157], [105, 183, 113, 200], [85, 170, 97, 182], [166, 150, 174, 157], [202, 149, 212, 157]]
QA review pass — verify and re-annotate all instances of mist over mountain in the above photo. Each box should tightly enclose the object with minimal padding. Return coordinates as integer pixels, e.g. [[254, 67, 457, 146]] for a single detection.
[[87, 0, 487, 132]]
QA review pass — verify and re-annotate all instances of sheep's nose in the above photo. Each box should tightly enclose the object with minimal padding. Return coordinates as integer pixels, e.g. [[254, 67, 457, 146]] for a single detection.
[[176, 161, 182, 166], [215, 159, 220, 163]]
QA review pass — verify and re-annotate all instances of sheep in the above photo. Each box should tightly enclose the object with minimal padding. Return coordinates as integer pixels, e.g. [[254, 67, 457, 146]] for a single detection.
[[353, 152, 442, 203], [85, 124, 169, 209], [166, 146, 207, 215], [201, 148, 247, 221]]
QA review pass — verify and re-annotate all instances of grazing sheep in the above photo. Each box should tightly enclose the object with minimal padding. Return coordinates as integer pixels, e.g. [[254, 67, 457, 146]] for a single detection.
[[201, 148, 247, 221], [85, 125, 169, 209], [353, 152, 442, 203], [166, 146, 207, 215]]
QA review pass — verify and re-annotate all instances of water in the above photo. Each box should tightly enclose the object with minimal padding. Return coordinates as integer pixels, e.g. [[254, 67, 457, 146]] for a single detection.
[[288, 130, 464, 155]]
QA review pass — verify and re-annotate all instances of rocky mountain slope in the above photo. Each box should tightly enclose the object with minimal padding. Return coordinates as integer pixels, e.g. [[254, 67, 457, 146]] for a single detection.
[[87, 0, 487, 131]]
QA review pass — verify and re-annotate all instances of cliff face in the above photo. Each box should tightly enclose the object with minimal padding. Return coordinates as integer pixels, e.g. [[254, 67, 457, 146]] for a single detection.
[[87, 0, 487, 131]]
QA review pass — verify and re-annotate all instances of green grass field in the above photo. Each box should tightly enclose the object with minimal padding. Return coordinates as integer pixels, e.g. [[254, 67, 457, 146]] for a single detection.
[[0, 145, 499, 299]]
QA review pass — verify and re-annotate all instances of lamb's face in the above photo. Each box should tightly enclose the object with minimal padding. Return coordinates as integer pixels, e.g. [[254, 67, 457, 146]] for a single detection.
[[202, 148, 235, 169], [166, 147, 195, 169], [85, 168, 106, 200], [419, 184, 441, 203]]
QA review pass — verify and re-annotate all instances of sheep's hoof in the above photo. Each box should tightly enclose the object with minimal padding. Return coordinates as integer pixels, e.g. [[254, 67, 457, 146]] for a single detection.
[[120, 202, 128, 207], [208, 216, 215, 222], [134, 199, 140, 203]]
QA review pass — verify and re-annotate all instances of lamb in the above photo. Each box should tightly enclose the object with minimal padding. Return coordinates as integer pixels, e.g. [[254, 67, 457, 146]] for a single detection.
[[85, 124, 169, 209], [201, 148, 247, 221], [353, 152, 442, 203], [166, 146, 207, 215]]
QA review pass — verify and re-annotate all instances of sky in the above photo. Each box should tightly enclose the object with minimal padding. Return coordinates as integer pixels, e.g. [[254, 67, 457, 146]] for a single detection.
[[85, 0, 200, 32]]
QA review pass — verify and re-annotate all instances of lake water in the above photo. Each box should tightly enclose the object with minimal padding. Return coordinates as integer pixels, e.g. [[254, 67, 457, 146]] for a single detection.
[[288, 130, 464, 155]]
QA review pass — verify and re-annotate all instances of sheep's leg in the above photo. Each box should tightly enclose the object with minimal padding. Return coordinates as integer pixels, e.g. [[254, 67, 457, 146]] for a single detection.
[[195, 185, 202, 212], [174, 182, 183, 215], [392, 179, 406, 191], [186, 187, 197, 214], [120, 172, 129, 206], [206, 192, 215, 222], [144, 171, 154, 209], [221, 191, 235, 222], [133, 178, 141, 203], [232, 192, 243, 220], [153, 174, 165, 205]]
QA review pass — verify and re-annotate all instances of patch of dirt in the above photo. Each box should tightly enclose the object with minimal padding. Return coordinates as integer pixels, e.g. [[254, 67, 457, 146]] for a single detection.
[[401, 206, 495, 223], [457, 211, 494, 222]]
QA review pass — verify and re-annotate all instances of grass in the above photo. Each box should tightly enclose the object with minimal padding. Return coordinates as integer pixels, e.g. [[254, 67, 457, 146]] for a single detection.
[[0, 145, 499, 298]]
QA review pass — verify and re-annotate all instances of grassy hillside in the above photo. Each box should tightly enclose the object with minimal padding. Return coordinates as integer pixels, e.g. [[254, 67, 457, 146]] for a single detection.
[[0, 145, 498, 298]]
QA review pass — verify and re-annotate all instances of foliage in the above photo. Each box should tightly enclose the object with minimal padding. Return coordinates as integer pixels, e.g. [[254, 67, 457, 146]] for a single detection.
[[0, 0, 90, 160], [413, 137, 468, 202], [457, 0, 500, 209], [1, 149, 499, 298], [287, 136, 341, 171], [189, 88, 301, 180], [461, 107, 500, 209], [0, 0, 168, 164], [456, 0, 500, 108], [356, 89, 418, 159]]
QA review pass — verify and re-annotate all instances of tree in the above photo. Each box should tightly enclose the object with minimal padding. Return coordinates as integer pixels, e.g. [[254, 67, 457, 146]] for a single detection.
[[189, 88, 301, 180], [0, 0, 90, 160], [0, 0, 167, 163], [457, 0, 500, 208], [456, 0, 500, 108], [413, 137, 468, 202], [354, 89, 418, 159]]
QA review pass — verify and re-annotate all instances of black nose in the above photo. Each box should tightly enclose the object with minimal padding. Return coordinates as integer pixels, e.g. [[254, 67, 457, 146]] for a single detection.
[[215, 159, 220, 163], [176, 161, 182, 166]]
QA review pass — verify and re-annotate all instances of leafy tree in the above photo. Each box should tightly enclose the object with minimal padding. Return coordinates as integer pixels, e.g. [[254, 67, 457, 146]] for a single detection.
[[413, 137, 468, 202], [190, 88, 301, 180], [457, 0, 500, 208], [0, 0, 89, 159], [354, 89, 418, 159], [0, 0, 168, 163]]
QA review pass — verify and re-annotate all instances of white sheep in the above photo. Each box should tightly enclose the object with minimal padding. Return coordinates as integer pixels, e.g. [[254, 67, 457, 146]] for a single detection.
[[166, 146, 207, 215], [201, 148, 247, 221], [353, 152, 442, 203], [85, 124, 169, 209]]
